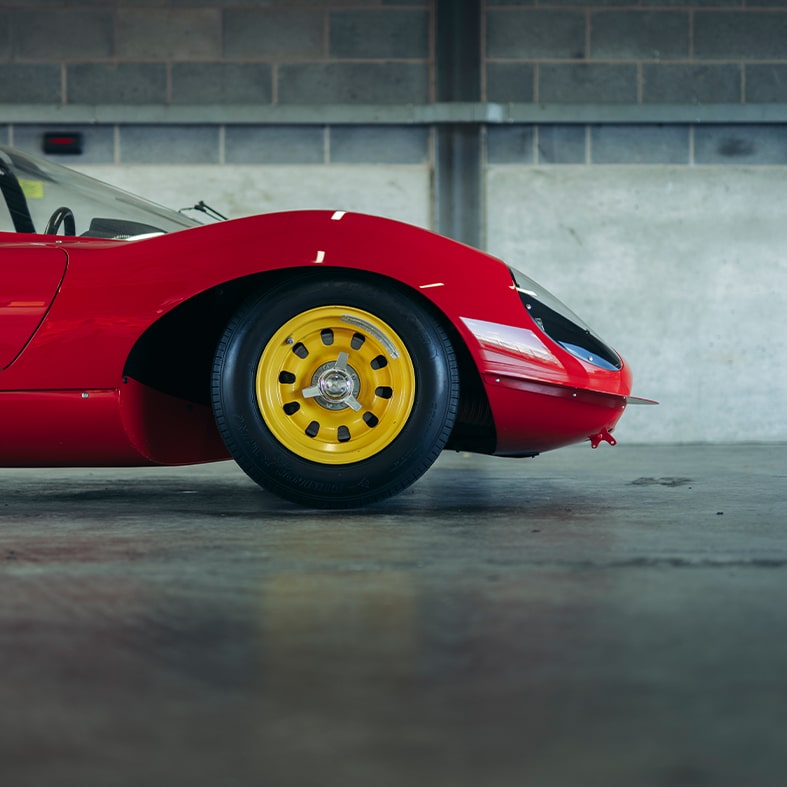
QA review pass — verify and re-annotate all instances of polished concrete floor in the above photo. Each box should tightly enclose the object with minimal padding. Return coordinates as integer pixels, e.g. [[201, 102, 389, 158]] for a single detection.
[[1, 444, 785, 787]]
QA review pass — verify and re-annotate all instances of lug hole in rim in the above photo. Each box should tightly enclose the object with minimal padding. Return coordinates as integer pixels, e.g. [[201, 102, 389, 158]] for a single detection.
[[292, 342, 309, 359]]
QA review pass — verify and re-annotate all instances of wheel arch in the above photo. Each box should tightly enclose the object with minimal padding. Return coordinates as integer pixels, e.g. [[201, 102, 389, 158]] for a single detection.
[[123, 265, 495, 452]]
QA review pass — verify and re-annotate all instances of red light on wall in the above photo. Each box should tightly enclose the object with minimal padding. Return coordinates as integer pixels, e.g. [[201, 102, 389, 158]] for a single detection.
[[42, 132, 84, 155]]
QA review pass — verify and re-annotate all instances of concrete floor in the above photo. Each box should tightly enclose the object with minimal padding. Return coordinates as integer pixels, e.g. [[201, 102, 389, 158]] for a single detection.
[[1, 444, 785, 787]]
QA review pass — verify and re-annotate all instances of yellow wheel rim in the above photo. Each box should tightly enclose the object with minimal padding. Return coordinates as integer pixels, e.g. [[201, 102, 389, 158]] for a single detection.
[[255, 306, 416, 464]]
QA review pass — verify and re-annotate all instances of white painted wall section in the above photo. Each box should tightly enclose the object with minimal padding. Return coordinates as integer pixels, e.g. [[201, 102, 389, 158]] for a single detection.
[[76, 164, 432, 229], [487, 165, 787, 444]]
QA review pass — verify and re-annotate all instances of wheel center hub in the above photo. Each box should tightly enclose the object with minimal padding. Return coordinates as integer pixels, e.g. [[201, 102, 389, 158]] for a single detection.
[[309, 361, 361, 411], [320, 370, 353, 400]]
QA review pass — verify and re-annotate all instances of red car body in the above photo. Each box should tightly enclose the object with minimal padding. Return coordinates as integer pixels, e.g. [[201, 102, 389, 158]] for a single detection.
[[0, 146, 647, 506]]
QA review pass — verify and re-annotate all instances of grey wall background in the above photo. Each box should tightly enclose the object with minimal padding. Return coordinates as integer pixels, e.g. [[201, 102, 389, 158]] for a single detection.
[[2, 0, 786, 444]]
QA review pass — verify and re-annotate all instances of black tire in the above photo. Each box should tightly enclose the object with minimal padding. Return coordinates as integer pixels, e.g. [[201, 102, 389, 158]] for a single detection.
[[211, 275, 459, 508]]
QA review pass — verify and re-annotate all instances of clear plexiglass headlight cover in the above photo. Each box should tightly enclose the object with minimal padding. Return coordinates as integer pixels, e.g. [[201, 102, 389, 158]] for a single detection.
[[509, 266, 622, 371]]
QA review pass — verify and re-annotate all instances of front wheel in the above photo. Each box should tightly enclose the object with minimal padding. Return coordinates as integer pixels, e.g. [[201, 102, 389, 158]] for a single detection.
[[211, 276, 459, 508]]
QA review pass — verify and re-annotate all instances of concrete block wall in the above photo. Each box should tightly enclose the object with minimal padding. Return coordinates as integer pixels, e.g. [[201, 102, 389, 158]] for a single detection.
[[1, 0, 786, 444], [0, 2, 431, 107], [0, 0, 435, 172], [485, 1, 787, 105], [1, 1, 436, 223], [488, 124, 787, 166]]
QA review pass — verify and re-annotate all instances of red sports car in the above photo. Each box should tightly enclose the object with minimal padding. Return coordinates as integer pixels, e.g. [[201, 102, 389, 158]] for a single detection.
[[0, 145, 650, 507]]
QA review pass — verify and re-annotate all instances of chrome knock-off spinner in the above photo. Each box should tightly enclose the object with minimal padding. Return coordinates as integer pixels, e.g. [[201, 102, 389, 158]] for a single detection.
[[301, 351, 362, 411]]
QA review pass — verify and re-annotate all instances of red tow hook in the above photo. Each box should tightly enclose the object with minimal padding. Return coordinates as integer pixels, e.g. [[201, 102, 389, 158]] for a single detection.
[[589, 428, 617, 449]]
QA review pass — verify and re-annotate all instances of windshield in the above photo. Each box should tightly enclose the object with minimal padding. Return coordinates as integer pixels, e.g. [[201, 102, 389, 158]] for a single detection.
[[0, 145, 200, 238]]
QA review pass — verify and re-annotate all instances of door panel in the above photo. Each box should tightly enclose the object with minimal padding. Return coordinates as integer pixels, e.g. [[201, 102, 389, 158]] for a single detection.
[[0, 243, 68, 369]]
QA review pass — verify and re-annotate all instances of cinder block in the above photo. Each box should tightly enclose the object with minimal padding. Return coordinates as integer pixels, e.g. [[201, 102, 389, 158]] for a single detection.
[[643, 64, 741, 104], [330, 10, 429, 59], [12, 124, 115, 164], [223, 11, 324, 59], [591, 124, 689, 164], [539, 64, 637, 103], [117, 10, 221, 60], [329, 126, 429, 164], [695, 125, 787, 165], [225, 126, 325, 164], [0, 64, 61, 103], [486, 63, 535, 103], [537, 125, 586, 164], [746, 65, 787, 103], [12, 10, 114, 59], [695, 12, 787, 60], [172, 64, 272, 105], [487, 126, 535, 164], [591, 12, 689, 61], [278, 63, 429, 104], [487, 10, 585, 60], [67, 64, 167, 105], [119, 125, 220, 164]]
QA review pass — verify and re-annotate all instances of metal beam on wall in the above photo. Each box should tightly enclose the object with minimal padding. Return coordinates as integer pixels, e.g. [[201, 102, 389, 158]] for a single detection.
[[434, 0, 483, 249], [5, 103, 787, 126]]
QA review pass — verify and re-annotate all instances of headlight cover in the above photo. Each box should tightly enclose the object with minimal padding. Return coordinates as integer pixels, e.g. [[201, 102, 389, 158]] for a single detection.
[[510, 267, 621, 371]]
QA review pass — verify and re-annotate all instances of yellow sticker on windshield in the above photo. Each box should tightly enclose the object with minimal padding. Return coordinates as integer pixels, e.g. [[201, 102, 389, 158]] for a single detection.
[[19, 179, 45, 199]]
